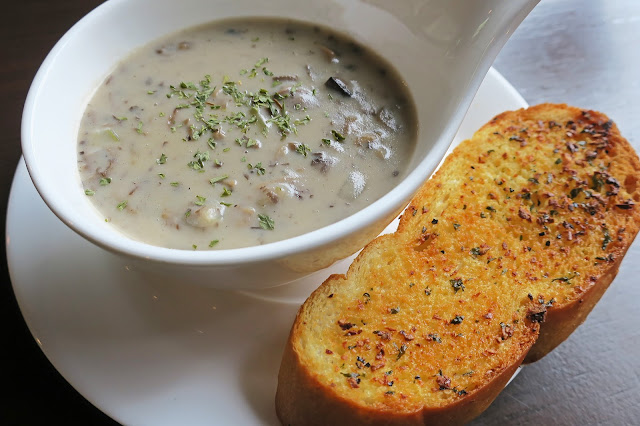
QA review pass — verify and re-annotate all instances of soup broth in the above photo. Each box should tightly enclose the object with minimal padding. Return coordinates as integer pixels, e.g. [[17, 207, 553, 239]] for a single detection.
[[78, 19, 417, 250]]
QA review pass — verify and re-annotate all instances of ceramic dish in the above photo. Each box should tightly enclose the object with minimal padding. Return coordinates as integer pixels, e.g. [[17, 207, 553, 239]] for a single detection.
[[21, 0, 538, 288], [9, 68, 527, 425]]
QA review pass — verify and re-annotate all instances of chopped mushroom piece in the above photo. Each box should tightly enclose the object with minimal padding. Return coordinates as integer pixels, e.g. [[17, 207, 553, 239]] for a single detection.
[[325, 77, 352, 97], [311, 152, 338, 173], [273, 75, 299, 82], [185, 204, 226, 228], [319, 45, 337, 62]]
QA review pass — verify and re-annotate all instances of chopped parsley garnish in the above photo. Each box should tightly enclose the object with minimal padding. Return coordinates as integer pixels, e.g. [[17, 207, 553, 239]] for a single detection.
[[248, 162, 266, 175], [331, 129, 345, 142], [99, 177, 112, 186], [188, 150, 210, 170], [116, 201, 127, 211], [84, 189, 95, 196], [294, 114, 312, 126], [157, 153, 168, 164], [195, 195, 206, 206], [209, 240, 219, 248], [209, 175, 228, 185], [258, 214, 275, 230], [295, 143, 312, 157]]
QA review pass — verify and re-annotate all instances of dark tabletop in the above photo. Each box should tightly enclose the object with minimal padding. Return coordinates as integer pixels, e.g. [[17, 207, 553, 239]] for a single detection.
[[2, 0, 639, 424]]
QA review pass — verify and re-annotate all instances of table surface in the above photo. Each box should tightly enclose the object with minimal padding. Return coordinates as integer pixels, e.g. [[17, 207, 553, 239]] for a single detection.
[[2, 0, 639, 424]]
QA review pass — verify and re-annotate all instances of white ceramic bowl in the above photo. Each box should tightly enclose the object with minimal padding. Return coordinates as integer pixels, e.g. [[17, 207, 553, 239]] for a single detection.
[[21, 0, 538, 289]]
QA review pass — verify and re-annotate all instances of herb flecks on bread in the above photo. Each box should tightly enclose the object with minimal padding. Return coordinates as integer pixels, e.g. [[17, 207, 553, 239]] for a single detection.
[[276, 104, 640, 425]]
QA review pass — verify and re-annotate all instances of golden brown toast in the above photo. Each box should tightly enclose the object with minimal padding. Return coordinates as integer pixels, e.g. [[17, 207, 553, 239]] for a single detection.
[[275, 104, 640, 425]]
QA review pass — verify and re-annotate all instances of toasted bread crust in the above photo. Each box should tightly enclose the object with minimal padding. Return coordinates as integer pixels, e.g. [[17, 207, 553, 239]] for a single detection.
[[277, 324, 526, 425], [276, 104, 640, 424]]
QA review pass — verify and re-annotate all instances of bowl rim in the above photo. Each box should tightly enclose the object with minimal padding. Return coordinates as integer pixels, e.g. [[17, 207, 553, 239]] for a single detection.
[[20, 0, 488, 267]]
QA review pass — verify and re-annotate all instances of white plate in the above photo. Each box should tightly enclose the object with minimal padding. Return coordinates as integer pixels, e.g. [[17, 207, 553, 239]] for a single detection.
[[7, 68, 527, 426]]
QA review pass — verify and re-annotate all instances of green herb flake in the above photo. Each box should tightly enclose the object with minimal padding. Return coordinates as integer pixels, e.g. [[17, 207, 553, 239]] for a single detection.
[[254, 57, 269, 68], [295, 115, 312, 126], [450, 315, 464, 325], [195, 195, 206, 206], [188, 150, 210, 170], [592, 174, 605, 191], [551, 272, 580, 284], [209, 240, 220, 248], [258, 213, 275, 230], [602, 227, 612, 251], [99, 177, 112, 186], [248, 162, 266, 175], [450, 278, 465, 292], [117, 201, 128, 211], [170, 181, 180, 187], [157, 153, 168, 164], [221, 187, 232, 197], [295, 143, 312, 157], [105, 129, 120, 141], [210, 175, 228, 185], [331, 129, 346, 142], [84, 189, 95, 196], [570, 187, 583, 199], [396, 344, 407, 360]]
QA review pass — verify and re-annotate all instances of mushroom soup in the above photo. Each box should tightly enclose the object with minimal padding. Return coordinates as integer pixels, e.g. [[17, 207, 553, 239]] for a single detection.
[[78, 19, 417, 250]]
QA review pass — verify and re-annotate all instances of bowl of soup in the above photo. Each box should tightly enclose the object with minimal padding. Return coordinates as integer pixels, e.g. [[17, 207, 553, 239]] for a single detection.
[[22, 0, 537, 289]]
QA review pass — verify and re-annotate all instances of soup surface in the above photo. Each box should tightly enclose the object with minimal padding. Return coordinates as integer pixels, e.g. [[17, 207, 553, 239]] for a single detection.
[[78, 19, 417, 250]]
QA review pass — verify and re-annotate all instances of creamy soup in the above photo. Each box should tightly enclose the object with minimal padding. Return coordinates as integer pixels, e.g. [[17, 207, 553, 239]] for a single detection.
[[78, 19, 417, 250]]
